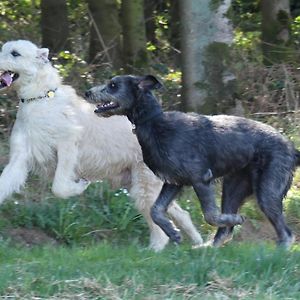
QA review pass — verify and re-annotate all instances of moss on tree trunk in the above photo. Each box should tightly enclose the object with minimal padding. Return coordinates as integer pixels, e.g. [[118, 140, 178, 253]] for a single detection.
[[180, 0, 236, 114], [201, 42, 236, 114]]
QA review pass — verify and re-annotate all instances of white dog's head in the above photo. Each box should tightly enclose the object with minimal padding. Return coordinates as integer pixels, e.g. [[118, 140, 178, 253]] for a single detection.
[[0, 40, 50, 91]]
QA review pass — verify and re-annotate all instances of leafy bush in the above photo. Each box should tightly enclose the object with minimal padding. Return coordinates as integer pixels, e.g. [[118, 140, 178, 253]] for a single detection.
[[0, 182, 148, 246]]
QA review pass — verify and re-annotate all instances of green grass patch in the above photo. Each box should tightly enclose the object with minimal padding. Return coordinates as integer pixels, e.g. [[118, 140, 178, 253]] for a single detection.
[[0, 242, 300, 299], [0, 182, 149, 246]]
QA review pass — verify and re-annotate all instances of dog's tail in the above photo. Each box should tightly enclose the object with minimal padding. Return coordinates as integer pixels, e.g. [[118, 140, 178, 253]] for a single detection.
[[296, 149, 300, 166]]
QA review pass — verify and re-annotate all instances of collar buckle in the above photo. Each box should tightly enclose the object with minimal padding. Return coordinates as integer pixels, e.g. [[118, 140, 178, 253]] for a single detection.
[[20, 88, 57, 103]]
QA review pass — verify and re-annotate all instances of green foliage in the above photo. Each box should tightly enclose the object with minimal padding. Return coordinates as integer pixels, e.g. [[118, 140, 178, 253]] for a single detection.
[[52, 50, 91, 90], [233, 29, 260, 52], [230, 0, 261, 32], [230, 0, 300, 60], [0, 182, 148, 246], [0, 0, 40, 43], [292, 16, 300, 46]]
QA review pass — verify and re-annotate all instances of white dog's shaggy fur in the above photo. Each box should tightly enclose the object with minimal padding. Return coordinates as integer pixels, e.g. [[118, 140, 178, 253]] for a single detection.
[[0, 40, 203, 251]]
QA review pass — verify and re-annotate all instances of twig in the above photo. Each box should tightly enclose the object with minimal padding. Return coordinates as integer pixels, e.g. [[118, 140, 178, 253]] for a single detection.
[[87, 8, 112, 64], [250, 110, 300, 117]]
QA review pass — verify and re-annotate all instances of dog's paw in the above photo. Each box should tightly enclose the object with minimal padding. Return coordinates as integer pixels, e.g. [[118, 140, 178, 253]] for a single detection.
[[170, 229, 182, 244], [74, 178, 90, 194], [277, 234, 295, 249], [52, 178, 90, 198], [212, 233, 233, 247]]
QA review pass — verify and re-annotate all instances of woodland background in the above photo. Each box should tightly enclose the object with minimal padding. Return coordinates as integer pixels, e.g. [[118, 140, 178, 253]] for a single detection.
[[1, 0, 300, 116], [0, 1, 300, 298]]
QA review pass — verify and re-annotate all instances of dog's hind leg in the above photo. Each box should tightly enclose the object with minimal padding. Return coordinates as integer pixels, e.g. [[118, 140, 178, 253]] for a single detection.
[[254, 160, 295, 248], [52, 140, 90, 198], [213, 170, 252, 247], [193, 181, 245, 228], [0, 129, 31, 204], [150, 183, 183, 244]]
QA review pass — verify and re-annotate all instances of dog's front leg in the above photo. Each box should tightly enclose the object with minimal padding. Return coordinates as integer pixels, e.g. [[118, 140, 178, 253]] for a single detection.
[[0, 130, 30, 204], [150, 183, 182, 244], [52, 140, 90, 198], [193, 182, 245, 227]]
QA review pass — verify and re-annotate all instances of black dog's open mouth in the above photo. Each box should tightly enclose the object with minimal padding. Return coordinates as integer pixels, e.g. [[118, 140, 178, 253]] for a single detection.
[[94, 101, 120, 114], [0, 71, 19, 89]]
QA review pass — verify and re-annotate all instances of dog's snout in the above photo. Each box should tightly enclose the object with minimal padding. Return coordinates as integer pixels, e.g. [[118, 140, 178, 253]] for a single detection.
[[85, 90, 92, 99]]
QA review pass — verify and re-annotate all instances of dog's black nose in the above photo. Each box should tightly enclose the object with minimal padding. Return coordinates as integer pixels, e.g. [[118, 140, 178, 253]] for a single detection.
[[85, 90, 92, 98]]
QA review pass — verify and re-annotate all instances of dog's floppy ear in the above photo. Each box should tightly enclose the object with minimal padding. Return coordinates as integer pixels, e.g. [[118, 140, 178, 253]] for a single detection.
[[37, 48, 49, 63], [138, 75, 163, 90]]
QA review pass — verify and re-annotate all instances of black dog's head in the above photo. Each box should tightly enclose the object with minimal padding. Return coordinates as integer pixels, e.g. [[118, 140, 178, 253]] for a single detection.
[[85, 75, 162, 117]]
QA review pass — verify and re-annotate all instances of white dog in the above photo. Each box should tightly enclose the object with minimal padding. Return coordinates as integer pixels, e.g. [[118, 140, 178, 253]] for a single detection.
[[0, 40, 203, 251]]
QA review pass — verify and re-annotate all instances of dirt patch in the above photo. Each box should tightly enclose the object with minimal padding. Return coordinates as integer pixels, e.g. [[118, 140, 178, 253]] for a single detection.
[[234, 218, 300, 243], [234, 219, 276, 242], [3, 227, 58, 247]]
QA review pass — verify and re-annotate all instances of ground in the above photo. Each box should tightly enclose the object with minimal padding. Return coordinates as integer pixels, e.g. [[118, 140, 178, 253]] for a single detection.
[[4, 218, 299, 248], [3, 227, 58, 247]]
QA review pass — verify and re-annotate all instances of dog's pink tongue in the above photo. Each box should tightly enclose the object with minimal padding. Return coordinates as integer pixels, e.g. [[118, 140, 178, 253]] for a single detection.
[[0, 72, 13, 86]]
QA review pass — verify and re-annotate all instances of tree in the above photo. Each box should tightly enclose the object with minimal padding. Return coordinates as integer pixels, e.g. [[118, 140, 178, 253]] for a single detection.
[[180, 0, 236, 114], [87, 0, 122, 68], [144, 0, 158, 45], [169, 0, 180, 52], [261, 0, 291, 65], [121, 0, 148, 72], [40, 0, 70, 53]]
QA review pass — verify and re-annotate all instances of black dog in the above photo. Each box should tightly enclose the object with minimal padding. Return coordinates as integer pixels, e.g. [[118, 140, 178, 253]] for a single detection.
[[85, 75, 300, 248]]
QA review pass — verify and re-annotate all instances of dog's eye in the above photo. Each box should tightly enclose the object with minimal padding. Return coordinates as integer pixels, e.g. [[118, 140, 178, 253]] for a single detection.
[[109, 82, 117, 89], [11, 50, 21, 57]]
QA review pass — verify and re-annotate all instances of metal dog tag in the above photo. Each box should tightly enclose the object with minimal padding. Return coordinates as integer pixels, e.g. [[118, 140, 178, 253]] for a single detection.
[[132, 124, 136, 134]]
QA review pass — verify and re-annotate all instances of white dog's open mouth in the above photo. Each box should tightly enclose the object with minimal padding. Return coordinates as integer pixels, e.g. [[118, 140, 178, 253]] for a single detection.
[[94, 101, 120, 114], [0, 71, 19, 89]]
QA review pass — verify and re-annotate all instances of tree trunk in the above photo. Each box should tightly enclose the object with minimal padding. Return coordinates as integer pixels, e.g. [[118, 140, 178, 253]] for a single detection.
[[261, 0, 291, 65], [180, 0, 236, 114], [121, 0, 148, 72], [87, 0, 122, 68], [144, 0, 157, 45], [170, 0, 180, 52], [40, 0, 70, 53]]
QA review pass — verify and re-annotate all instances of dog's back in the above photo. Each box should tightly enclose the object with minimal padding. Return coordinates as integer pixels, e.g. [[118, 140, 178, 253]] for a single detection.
[[140, 111, 297, 182]]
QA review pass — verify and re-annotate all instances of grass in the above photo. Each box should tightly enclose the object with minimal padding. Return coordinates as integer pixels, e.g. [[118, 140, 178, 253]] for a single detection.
[[0, 242, 300, 299], [0, 181, 149, 246]]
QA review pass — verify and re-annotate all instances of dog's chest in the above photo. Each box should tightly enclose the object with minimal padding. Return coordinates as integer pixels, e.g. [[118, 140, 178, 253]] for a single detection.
[[139, 142, 180, 185], [17, 102, 80, 165]]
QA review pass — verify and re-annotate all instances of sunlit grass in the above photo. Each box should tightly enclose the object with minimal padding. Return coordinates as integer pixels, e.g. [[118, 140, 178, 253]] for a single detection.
[[0, 242, 300, 298]]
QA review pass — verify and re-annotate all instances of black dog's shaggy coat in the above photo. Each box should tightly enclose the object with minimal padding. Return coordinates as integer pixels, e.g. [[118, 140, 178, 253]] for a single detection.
[[86, 75, 300, 247]]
